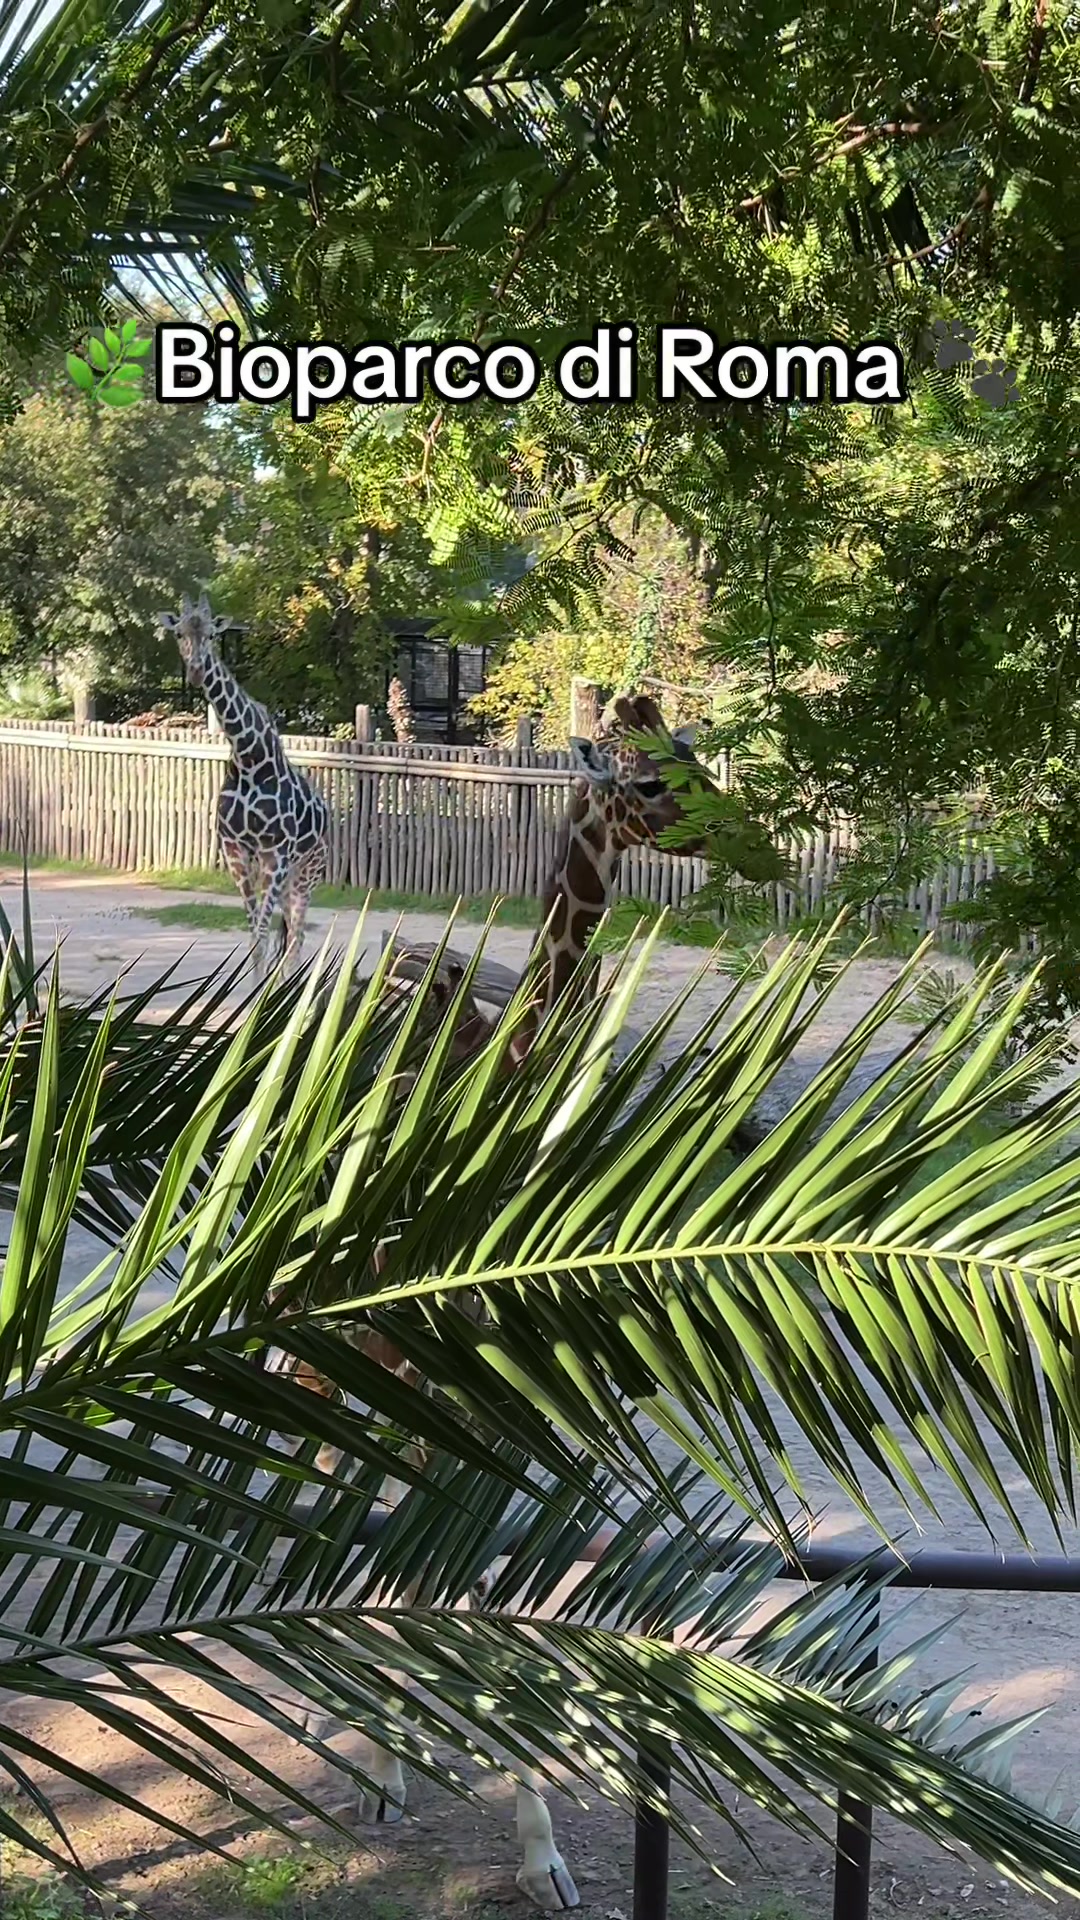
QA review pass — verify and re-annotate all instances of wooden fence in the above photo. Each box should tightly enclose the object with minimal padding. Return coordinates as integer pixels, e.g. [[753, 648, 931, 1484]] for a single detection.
[[0, 721, 995, 929]]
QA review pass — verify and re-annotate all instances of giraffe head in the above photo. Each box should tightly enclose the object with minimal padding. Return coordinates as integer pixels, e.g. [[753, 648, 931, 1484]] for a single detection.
[[567, 692, 710, 854], [156, 592, 232, 689]]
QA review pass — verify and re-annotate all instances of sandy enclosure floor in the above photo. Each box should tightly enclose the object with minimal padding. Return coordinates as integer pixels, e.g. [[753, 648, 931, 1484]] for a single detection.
[[2, 869, 1080, 1920]]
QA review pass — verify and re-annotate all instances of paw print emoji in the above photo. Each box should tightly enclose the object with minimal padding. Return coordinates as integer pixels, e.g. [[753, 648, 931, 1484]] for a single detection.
[[931, 318, 976, 372], [970, 358, 1018, 408]]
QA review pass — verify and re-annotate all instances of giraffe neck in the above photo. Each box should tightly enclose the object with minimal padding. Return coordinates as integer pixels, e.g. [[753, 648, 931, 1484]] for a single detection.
[[201, 650, 282, 767], [510, 794, 619, 1062]]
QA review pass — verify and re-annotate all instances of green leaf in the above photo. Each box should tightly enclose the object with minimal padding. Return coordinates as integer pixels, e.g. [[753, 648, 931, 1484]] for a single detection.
[[121, 317, 139, 342], [65, 353, 94, 392], [103, 327, 121, 355], [87, 335, 109, 371], [125, 337, 153, 357], [97, 384, 140, 407]]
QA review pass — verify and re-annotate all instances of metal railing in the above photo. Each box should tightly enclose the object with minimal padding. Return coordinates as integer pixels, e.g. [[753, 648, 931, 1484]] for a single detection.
[[132, 1488, 1080, 1920], [631, 1542, 1080, 1920]]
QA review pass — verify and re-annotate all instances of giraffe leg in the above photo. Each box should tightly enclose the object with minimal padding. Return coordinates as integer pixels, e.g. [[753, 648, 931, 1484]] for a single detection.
[[514, 1772, 580, 1910], [251, 849, 290, 979], [355, 1733, 409, 1826], [220, 839, 261, 969], [355, 1435, 432, 1826], [281, 870, 312, 974], [263, 1344, 343, 1458]]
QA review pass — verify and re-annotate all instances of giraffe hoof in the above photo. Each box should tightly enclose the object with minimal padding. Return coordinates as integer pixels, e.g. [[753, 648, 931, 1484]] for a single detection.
[[516, 1858, 580, 1910]]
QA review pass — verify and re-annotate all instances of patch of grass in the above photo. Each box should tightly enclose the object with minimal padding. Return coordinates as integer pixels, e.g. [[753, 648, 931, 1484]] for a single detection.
[[0, 1871, 86, 1918], [593, 900, 723, 951], [145, 870, 538, 927], [194, 1841, 356, 1917], [136, 885, 542, 931], [0, 849, 959, 965], [362, 1897, 428, 1920], [0, 1809, 88, 1917], [146, 864, 227, 894], [132, 903, 248, 931], [0, 852, 95, 878], [312, 885, 538, 926], [593, 899, 960, 962], [222, 1853, 309, 1910]]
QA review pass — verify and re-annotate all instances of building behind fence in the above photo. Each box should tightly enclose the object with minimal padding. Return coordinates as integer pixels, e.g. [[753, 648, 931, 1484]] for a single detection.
[[0, 720, 995, 929]]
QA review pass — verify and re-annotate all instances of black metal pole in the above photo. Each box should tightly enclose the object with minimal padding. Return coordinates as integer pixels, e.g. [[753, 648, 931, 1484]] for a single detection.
[[832, 1590, 879, 1920], [633, 1741, 671, 1920], [833, 1793, 873, 1920]]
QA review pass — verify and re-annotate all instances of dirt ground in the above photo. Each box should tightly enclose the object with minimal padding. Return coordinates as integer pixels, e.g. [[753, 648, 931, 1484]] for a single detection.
[[2, 869, 1079, 1920]]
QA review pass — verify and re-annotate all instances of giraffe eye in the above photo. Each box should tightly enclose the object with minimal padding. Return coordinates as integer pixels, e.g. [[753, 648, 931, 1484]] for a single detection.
[[636, 778, 665, 799]]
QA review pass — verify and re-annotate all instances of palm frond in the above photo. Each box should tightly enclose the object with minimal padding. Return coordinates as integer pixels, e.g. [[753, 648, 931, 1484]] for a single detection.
[[5, 907, 1080, 1897]]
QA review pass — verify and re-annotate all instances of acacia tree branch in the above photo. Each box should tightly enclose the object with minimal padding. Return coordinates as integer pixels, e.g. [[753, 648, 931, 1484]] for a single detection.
[[327, 0, 365, 96], [0, 0, 217, 265], [740, 119, 944, 215], [758, 412, 791, 698], [418, 45, 638, 484], [834, 118, 940, 156], [875, 180, 994, 267], [1019, 0, 1050, 104]]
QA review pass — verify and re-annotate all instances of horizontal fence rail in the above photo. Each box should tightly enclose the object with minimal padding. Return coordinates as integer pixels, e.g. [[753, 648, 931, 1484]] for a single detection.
[[0, 722, 996, 927]]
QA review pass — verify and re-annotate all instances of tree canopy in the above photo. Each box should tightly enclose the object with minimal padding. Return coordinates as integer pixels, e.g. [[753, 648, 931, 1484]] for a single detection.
[[0, 354, 455, 728], [4, 0, 1080, 985], [0, 377, 235, 714]]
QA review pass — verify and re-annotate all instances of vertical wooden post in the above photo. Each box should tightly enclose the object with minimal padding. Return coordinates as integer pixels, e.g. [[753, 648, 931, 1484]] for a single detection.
[[570, 677, 601, 741], [72, 686, 95, 726], [206, 704, 220, 735], [515, 715, 533, 749], [355, 704, 374, 744]]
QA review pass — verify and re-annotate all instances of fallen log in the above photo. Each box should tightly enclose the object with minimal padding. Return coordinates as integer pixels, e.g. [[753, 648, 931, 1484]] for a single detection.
[[378, 932, 523, 1010]]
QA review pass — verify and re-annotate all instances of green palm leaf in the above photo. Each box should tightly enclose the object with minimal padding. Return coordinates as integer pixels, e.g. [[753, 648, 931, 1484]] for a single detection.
[[5, 906, 1080, 1901]]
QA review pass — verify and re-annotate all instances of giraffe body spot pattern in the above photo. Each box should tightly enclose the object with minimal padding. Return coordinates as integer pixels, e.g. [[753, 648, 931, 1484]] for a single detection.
[[157, 593, 330, 977]]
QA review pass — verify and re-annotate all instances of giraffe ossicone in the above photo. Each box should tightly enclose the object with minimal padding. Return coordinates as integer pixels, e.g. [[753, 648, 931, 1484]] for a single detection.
[[160, 592, 329, 980]]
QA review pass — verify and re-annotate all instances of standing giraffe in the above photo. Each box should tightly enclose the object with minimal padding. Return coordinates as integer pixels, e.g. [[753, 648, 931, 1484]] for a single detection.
[[385, 691, 710, 1062], [278, 693, 721, 1908], [156, 595, 330, 979], [510, 690, 706, 1055]]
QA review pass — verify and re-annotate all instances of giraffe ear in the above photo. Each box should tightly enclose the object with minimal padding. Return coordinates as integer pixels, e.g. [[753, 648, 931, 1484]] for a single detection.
[[631, 694, 666, 732], [672, 724, 700, 748], [156, 611, 178, 633], [608, 695, 639, 732], [569, 737, 613, 785]]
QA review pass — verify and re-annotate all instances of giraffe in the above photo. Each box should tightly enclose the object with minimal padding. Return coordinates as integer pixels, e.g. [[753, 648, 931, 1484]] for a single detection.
[[274, 692, 718, 1907], [384, 690, 709, 1064], [509, 690, 706, 1057], [156, 595, 330, 980]]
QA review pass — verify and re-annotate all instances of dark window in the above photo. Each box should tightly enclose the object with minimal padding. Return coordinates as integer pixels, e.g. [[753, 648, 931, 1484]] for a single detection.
[[458, 647, 486, 695], [388, 632, 492, 743]]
